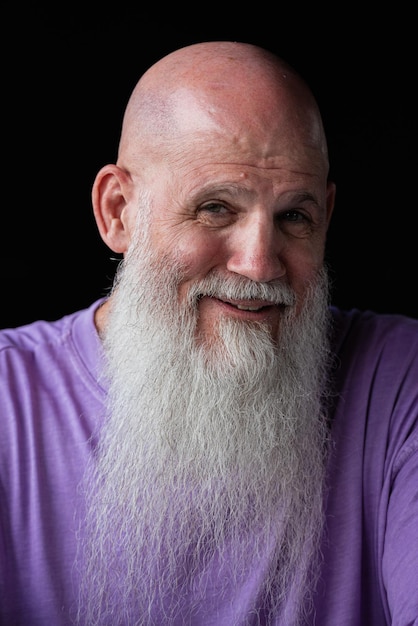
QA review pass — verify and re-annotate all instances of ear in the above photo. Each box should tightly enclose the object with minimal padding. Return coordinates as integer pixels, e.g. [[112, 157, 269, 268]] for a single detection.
[[92, 164, 134, 253], [325, 180, 336, 228]]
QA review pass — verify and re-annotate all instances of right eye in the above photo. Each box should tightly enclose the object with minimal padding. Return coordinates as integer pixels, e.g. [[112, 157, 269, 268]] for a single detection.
[[196, 202, 235, 226]]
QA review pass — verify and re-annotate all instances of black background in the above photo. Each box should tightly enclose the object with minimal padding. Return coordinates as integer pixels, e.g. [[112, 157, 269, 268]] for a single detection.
[[2, 7, 417, 329]]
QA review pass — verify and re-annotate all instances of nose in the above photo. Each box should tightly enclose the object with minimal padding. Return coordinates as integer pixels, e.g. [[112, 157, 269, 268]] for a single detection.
[[226, 214, 286, 283]]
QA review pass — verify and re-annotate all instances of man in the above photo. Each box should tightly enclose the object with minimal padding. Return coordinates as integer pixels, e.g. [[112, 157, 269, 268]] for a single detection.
[[0, 41, 417, 626]]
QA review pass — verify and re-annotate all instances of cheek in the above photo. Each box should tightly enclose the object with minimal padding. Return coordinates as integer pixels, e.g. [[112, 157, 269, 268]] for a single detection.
[[173, 233, 225, 277], [281, 241, 326, 290], [176, 250, 216, 307], [156, 232, 226, 306]]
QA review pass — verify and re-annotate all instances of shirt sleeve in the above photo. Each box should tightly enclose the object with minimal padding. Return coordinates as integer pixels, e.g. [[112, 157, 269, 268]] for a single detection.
[[382, 414, 418, 624]]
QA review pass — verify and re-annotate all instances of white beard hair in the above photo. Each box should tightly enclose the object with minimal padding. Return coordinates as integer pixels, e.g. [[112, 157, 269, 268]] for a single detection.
[[75, 215, 333, 626]]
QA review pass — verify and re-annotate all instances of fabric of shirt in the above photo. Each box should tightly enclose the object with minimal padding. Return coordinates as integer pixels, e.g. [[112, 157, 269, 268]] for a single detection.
[[0, 300, 417, 626]]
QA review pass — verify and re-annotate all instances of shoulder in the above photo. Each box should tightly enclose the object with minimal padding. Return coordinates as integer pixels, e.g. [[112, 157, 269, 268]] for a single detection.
[[329, 307, 418, 455], [329, 306, 418, 396], [0, 300, 106, 442], [0, 300, 105, 384], [0, 316, 71, 354], [0, 299, 103, 354], [330, 306, 418, 363]]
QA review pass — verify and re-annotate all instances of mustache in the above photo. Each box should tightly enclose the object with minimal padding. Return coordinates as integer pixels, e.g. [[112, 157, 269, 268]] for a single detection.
[[187, 272, 297, 307]]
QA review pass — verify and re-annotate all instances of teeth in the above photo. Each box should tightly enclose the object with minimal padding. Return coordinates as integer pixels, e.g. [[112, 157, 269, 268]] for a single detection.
[[236, 304, 262, 311]]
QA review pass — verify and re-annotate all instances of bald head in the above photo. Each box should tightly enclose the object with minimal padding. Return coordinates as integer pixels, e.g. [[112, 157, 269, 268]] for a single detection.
[[117, 41, 329, 175]]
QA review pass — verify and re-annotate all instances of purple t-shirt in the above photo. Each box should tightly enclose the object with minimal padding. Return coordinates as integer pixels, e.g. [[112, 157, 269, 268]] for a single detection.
[[0, 300, 417, 625]]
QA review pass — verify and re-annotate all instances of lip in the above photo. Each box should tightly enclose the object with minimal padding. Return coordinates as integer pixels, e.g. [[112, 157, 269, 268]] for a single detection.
[[199, 295, 281, 319], [220, 296, 277, 311]]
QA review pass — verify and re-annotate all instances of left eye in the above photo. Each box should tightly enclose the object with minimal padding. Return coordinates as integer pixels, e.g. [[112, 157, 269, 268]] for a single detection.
[[280, 210, 307, 222], [276, 210, 313, 237]]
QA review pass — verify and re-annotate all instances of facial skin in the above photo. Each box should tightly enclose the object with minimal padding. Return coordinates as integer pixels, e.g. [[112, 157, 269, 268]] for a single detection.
[[93, 41, 335, 340]]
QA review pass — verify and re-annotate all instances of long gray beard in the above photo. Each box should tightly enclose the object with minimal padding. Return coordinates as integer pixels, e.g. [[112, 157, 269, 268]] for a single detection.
[[76, 238, 333, 626]]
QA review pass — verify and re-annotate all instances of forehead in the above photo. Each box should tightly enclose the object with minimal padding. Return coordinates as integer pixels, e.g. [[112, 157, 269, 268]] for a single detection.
[[146, 84, 327, 177], [155, 126, 328, 197]]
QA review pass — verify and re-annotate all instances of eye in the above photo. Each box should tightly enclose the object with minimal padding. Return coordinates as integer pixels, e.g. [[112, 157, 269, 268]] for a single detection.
[[196, 202, 234, 226], [276, 210, 313, 237], [200, 202, 229, 214], [281, 210, 307, 222]]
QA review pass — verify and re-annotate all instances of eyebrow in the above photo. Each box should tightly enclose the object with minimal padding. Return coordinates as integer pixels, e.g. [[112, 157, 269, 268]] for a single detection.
[[194, 184, 319, 207], [288, 191, 319, 204], [194, 183, 256, 200]]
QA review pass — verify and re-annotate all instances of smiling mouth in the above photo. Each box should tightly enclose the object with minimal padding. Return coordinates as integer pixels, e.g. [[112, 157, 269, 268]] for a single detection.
[[212, 296, 278, 313], [194, 292, 293, 314]]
